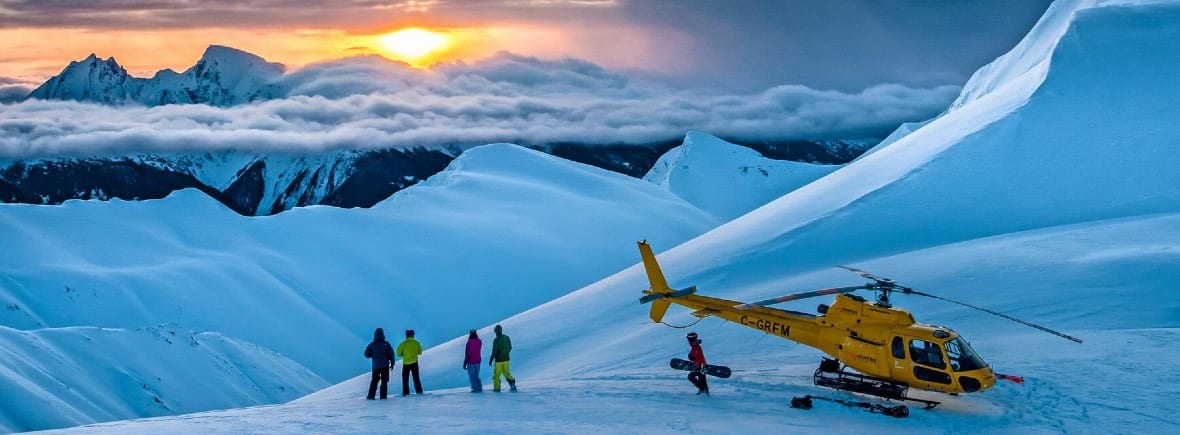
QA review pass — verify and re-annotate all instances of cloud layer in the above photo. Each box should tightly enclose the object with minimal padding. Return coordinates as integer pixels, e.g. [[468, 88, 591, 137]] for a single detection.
[[0, 52, 959, 159], [0, 76, 32, 103]]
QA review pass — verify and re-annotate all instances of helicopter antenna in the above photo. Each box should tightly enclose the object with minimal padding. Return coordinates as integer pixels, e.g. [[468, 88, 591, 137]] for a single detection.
[[838, 266, 1083, 344]]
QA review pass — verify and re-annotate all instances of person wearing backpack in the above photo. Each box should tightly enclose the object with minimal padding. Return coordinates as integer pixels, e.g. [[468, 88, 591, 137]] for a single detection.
[[363, 327, 394, 400]]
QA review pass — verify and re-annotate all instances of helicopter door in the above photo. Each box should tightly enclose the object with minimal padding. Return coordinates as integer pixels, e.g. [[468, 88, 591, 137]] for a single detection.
[[908, 339, 952, 384]]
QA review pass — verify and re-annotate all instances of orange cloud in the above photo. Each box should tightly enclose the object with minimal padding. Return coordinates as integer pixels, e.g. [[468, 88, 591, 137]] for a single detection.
[[0, 21, 629, 83]]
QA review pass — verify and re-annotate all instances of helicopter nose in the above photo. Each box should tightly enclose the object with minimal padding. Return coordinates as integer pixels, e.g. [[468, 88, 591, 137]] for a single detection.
[[959, 376, 983, 392], [959, 368, 998, 393]]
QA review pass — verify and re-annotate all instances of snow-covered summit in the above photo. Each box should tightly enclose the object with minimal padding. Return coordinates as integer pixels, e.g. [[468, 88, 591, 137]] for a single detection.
[[26, 54, 136, 103], [640, 0, 1180, 297], [158, 45, 284, 106], [26, 45, 285, 106], [948, 0, 1147, 111], [643, 131, 840, 221], [874, 0, 1159, 155]]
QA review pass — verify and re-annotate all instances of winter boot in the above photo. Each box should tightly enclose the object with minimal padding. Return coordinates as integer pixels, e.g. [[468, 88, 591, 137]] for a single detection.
[[508, 379, 517, 392]]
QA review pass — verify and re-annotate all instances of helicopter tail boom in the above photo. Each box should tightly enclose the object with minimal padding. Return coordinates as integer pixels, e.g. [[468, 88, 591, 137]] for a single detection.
[[637, 241, 697, 323]]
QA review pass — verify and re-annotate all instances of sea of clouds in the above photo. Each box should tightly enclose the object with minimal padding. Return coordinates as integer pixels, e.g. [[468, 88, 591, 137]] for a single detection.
[[0, 52, 960, 159]]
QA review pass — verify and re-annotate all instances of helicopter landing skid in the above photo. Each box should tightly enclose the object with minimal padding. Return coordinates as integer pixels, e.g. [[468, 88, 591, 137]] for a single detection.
[[790, 394, 910, 418], [812, 358, 940, 409]]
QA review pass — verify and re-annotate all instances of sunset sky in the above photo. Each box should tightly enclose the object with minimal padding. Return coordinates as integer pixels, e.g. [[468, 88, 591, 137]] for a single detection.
[[1, 0, 1051, 91], [0, 0, 1058, 159]]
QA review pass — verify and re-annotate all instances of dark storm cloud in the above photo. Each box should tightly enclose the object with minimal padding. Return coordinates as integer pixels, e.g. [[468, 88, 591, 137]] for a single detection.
[[0, 0, 384, 29], [0, 0, 609, 29], [609, 0, 1055, 91], [0, 52, 959, 159]]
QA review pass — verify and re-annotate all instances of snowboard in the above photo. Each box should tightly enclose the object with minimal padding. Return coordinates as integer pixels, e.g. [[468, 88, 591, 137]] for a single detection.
[[670, 358, 731, 378]]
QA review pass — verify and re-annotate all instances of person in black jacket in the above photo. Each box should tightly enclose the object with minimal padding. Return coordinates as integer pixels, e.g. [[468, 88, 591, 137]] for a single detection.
[[364, 327, 394, 400]]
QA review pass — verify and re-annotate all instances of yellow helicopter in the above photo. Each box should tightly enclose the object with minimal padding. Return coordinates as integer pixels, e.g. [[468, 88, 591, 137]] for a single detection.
[[636, 241, 1081, 414]]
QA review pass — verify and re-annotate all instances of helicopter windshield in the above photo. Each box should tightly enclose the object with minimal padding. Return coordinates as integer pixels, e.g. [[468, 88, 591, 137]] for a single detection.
[[945, 337, 986, 372]]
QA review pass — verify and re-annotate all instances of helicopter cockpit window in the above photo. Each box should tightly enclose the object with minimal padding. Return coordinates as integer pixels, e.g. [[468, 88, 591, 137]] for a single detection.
[[891, 337, 905, 359], [908, 339, 946, 370], [945, 337, 987, 372]]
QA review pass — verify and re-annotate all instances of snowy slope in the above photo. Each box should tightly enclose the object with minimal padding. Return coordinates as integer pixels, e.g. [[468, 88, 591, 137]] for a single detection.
[[854, 118, 933, 162], [42, 212, 1180, 434], [0, 144, 717, 432], [643, 131, 840, 221], [0, 325, 324, 432], [666, 0, 1180, 278]]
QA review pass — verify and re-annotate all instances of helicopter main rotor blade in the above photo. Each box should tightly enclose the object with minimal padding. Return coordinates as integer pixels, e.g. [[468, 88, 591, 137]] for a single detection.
[[837, 266, 890, 283], [904, 289, 1084, 343], [734, 286, 870, 311]]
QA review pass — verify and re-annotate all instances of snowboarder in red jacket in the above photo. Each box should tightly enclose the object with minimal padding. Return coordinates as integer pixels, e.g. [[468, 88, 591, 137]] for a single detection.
[[686, 331, 709, 395]]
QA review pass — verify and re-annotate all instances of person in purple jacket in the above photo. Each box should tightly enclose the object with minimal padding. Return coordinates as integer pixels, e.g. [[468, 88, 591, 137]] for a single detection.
[[462, 329, 483, 392]]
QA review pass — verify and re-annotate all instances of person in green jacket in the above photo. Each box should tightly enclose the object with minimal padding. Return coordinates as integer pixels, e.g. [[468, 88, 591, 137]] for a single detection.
[[397, 329, 424, 396], [488, 324, 517, 392]]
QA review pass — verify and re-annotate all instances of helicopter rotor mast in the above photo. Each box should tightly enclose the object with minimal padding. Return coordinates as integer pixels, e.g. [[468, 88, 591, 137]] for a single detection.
[[838, 266, 1084, 344]]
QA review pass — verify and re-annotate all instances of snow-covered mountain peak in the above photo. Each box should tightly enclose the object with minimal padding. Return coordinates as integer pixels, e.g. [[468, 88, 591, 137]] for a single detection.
[[27, 53, 134, 103], [156, 45, 284, 106], [644, 131, 761, 185], [428, 142, 598, 182], [948, 0, 1145, 111], [387, 142, 707, 219], [678, 0, 1180, 276], [25, 45, 286, 107], [190, 45, 285, 78], [683, 130, 762, 157], [643, 131, 840, 221]]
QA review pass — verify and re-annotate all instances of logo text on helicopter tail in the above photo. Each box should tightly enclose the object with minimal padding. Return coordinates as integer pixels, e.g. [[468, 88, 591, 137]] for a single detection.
[[740, 315, 790, 337]]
